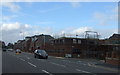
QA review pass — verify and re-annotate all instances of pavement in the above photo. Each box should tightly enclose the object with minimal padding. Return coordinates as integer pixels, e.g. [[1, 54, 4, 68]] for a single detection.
[[2, 51, 120, 75]]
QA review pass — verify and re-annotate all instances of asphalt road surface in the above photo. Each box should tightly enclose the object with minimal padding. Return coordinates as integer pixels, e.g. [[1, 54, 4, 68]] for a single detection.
[[2, 51, 119, 75]]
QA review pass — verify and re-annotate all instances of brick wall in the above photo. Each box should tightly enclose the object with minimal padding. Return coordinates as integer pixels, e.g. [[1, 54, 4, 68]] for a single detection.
[[106, 51, 120, 66]]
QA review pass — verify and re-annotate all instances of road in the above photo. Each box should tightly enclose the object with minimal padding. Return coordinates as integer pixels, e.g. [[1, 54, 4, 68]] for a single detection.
[[2, 51, 119, 75]]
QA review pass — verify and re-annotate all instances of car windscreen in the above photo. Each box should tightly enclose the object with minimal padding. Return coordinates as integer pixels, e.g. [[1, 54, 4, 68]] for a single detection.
[[38, 50, 47, 54], [16, 49, 20, 51]]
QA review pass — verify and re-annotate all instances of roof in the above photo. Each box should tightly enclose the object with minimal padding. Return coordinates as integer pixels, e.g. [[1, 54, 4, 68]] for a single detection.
[[53, 37, 99, 40], [31, 34, 53, 38], [109, 34, 120, 39]]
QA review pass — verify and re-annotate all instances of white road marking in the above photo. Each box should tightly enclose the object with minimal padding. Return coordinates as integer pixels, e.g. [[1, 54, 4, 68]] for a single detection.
[[50, 62, 66, 67], [42, 70, 49, 73], [60, 64, 66, 67], [20, 58, 25, 61], [76, 69, 82, 71], [76, 69, 91, 73], [82, 70, 91, 73], [83, 64, 87, 65], [62, 60, 89, 66], [37, 59, 45, 62], [78, 61, 82, 62], [88, 63, 92, 66], [28, 62, 37, 67], [42, 70, 52, 75], [62, 60, 73, 63], [26, 57, 30, 59]]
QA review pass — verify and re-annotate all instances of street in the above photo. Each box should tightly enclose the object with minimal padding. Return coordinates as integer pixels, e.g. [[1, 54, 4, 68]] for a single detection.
[[2, 51, 119, 75]]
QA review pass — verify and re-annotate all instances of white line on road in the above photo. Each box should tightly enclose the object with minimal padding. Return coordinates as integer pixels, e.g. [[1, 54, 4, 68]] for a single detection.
[[78, 61, 82, 62], [20, 58, 25, 61], [26, 57, 30, 59], [76, 69, 91, 73], [82, 70, 91, 73], [27, 62, 37, 67], [37, 59, 45, 62], [42, 70, 52, 75], [76, 69, 82, 72], [50, 62, 66, 67], [83, 64, 87, 65], [88, 63, 92, 66]]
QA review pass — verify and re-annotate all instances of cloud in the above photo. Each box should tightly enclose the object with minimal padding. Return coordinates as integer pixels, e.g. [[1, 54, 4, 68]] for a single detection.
[[0, 22, 117, 44], [58, 27, 117, 39], [24, 24, 31, 28], [93, 12, 108, 25], [59, 27, 93, 37], [70, 2, 80, 8], [93, 6, 118, 26], [1, 22, 93, 44], [2, 15, 18, 22], [96, 28, 118, 39], [1, 22, 29, 43], [0, 22, 53, 44], [71, 27, 93, 34], [1, 2, 21, 12], [1, 22, 20, 31]]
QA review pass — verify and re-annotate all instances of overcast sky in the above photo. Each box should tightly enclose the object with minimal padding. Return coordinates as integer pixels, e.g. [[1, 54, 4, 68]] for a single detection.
[[0, 0, 118, 44]]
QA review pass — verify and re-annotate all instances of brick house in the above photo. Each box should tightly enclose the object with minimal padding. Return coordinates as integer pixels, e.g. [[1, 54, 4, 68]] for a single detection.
[[29, 35, 37, 52], [105, 45, 120, 66], [14, 40, 23, 50], [105, 34, 120, 65], [35, 34, 54, 50], [24, 37, 32, 52], [29, 34, 54, 52], [14, 40, 26, 51], [47, 37, 100, 58], [13, 33, 120, 63]]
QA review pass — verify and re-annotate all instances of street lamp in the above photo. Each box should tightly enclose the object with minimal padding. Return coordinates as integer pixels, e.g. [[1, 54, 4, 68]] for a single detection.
[[76, 34, 78, 38], [20, 31, 24, 51], [44, 35, 45, 50], [20, 31, 24, 40], [42, 35, 45, 50]]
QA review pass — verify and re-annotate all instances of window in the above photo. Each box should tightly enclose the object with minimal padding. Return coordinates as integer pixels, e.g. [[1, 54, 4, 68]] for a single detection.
[[72, 49, 81, 54], [25, 38, 29, 41], [63, 39, 65, 43], [34, 37, 38, 41], [32, 38, 34, 41], [73, 39, 77, 44], [78, 40, 81, 44]]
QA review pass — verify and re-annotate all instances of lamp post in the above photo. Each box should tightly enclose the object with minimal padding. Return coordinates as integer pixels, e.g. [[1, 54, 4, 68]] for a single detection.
[[44, 35, 45, 50], [71, 46, 74, 58], [20, 31, 24, 40], [42, 35, 45, 50], [20, 31, 24, 51], [76, 34, 78, 38]]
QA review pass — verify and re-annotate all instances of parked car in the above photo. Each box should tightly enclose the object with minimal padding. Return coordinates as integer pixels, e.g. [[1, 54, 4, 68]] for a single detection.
[[15, 49, 21, 53], [34, 49, 48, 59], [7, 49, 14, 52], [2, 48, 6, 52]]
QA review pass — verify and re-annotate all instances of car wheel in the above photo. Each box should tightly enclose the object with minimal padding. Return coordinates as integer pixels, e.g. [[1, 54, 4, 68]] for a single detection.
[[34, 55, 36, 58], [36, 55, 39, 59], [45, 56, 48, 59]]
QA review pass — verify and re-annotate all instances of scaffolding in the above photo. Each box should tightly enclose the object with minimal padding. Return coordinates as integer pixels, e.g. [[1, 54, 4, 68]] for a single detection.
[[85, 31, 100, 59], [85, 31, 99, 39]]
